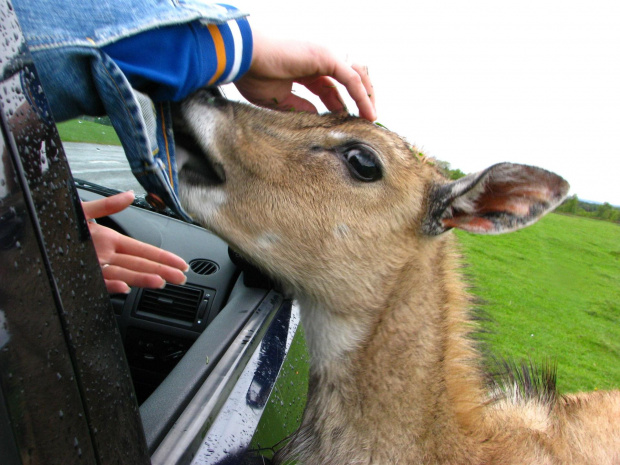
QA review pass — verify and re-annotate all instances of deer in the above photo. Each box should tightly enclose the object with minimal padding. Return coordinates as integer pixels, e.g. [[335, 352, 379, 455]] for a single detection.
[[172, 91, 620, 465]]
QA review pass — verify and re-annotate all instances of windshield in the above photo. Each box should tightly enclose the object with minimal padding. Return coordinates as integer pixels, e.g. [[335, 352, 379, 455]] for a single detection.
[[59, 117, 145, 194]]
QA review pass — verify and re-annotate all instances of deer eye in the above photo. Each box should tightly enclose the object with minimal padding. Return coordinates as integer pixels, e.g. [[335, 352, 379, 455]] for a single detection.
[[341, 145, 382, 182]]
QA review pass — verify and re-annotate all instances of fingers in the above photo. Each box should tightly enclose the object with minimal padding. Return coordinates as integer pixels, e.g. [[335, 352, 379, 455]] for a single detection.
[[101, 262, 181, 290], [82, 191, 135, 220], [297, 76, 346, 114], [100, 253, 188, 293], [351, 63, 376, 121], [102, 265, 164, 290], [324, 60, 376, 121], [294, 69, 375, 120], [279, 70, 375, 120], [242, 34, 377, 120], [115, 234, 189, 272], [101, 253, 187, 287], [104, 279, 131, 295], [99, 234, 190, 291], [271, 92, 319, 114], [87, 210, 190, 293], [297, 42, 375, 120]]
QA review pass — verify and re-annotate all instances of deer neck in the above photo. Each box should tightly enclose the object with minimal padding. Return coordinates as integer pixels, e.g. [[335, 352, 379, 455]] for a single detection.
[[284, 234, 486, 464]]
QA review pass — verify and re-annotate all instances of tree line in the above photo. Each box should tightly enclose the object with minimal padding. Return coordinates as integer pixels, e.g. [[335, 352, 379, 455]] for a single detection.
[[555, 195, 620, 224]]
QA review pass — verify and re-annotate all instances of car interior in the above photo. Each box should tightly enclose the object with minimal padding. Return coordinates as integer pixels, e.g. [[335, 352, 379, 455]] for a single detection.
[[77, 180, 249, 405], [74, 177, 296, 458]]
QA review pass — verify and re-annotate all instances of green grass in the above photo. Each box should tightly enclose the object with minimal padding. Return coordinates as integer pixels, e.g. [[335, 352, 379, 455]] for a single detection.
[[56, 118, 121, 145], [456, 213, 620, 393]]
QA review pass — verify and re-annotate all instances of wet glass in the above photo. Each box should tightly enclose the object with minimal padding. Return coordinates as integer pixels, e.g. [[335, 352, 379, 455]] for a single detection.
[[60, 116, 145, 194]]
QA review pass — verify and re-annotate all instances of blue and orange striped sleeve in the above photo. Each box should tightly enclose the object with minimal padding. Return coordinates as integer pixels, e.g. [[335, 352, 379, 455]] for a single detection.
[[102, 12, 253, 102]]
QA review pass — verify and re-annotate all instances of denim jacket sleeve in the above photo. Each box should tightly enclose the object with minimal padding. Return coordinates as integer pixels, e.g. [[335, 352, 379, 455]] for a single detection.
[[12, 0, 251, 221]]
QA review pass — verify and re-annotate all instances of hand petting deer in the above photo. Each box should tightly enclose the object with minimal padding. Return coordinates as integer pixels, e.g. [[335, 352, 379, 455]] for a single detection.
[[173, 92, 620, 465]]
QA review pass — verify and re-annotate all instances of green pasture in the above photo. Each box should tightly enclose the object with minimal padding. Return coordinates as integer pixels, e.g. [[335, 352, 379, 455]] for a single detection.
[[56, 118, 121, 146], [456, 213, 619, 393], [254, 213, 619, 456]]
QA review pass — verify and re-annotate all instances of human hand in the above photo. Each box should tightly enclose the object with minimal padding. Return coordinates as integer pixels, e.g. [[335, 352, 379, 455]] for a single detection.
[[82, 191, 189, 294], [234, 31, 377, 121]]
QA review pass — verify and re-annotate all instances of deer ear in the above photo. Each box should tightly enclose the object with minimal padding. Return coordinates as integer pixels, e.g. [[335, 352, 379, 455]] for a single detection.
[[422, 163, 569, 235]]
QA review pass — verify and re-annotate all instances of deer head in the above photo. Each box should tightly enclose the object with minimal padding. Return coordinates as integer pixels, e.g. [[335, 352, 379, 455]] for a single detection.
[[175, 91, 568, 295]]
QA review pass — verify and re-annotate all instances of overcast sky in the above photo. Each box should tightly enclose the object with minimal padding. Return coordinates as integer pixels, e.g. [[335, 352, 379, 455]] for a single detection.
[[225, 0, 620, 205]]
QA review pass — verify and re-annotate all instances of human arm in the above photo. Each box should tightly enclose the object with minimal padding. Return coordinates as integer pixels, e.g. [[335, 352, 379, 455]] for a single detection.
[[82, 191, 189, 294], [103, 20, 376, 121]]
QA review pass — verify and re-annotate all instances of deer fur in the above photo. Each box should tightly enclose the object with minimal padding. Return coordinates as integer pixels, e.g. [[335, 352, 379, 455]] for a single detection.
[[173, 92, 620, 465]]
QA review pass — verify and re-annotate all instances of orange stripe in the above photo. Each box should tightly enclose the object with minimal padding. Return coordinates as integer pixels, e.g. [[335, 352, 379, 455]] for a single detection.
[[159, 103, 174, 188], [207, 24, 226, 86]]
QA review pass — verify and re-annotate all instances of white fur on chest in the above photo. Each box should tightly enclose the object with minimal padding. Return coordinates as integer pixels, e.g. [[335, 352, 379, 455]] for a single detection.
[[297, 296, 367, 369]]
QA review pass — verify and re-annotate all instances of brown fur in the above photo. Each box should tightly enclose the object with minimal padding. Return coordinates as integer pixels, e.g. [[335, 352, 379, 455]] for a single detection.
[[174, 93, 620, 465]]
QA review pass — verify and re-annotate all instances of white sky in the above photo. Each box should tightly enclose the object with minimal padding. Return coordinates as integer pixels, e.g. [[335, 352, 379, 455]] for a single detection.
[[226, 0, 620, 205]]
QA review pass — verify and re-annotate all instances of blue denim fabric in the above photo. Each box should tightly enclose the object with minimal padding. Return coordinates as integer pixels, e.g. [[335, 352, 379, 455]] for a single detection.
[[12, 0, 248, 220]]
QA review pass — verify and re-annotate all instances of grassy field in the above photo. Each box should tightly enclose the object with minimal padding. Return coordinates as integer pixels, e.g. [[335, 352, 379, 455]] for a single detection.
[[56, 118, 121, 145], [456, 213, 620, 393]]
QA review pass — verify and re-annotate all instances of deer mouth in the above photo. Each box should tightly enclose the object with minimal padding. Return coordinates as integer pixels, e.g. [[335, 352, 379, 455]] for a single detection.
[[175, 131, 226, 187]]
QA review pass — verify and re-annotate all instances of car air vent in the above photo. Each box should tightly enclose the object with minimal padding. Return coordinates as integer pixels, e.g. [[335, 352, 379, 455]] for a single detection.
[[189, 258, 219, 276], [136, 284, 203, 324]]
